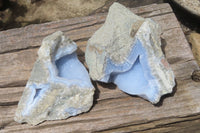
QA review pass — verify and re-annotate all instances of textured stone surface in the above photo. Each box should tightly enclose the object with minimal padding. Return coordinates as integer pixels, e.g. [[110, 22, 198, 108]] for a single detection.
[[189, 33, 200, 66], [14, 31, 94, 125], [173, 0, 200, 16], [85, 2, 175, 104]]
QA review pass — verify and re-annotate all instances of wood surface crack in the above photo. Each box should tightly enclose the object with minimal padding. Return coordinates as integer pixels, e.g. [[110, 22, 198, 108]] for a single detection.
[[74, 37, 90, 43], [151, 11, 173, 18], [51, 19, 97, 30], [0, 45, 39, 54], [132, 116, 200, 132], [26, 22, 104, 44], [0, 101, 18, 106], [95, 113, 200, 132], [161, 27, 179, 33], [62, 21, 103, 33], [0, 82, 26, 88]]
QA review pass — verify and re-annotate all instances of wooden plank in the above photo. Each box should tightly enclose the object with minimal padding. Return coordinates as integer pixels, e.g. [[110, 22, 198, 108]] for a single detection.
[[99, 113, 200, 133], [0, 87, 23, 106], [0, 3, 200, 133]]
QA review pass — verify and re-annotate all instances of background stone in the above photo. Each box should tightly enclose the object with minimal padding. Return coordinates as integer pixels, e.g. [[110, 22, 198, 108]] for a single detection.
[[0, 0, 163, 30], [189, 33, 200, 66]]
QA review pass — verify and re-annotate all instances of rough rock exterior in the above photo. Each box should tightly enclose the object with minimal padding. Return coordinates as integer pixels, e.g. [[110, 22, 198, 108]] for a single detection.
[[15, 31, 94, 125], [85, 2, 175, 104]]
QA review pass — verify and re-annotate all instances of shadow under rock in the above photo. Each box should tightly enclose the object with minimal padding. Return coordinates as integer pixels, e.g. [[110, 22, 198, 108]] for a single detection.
[[97, 81, 117, 90], [89, 80, 100, 110], [161, 37, 167, 55], [89, 80, 118, 110], [76, 47, 86, 65], [154, 79, 177, 107]]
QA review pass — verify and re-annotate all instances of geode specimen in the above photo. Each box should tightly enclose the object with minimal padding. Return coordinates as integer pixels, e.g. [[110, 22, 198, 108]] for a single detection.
[[85, 2, 175, 104], [15, 31, 94, 125]]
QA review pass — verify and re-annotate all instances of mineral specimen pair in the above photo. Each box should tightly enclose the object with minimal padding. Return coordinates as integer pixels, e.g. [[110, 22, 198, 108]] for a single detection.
[[15, 2, 175, 125]]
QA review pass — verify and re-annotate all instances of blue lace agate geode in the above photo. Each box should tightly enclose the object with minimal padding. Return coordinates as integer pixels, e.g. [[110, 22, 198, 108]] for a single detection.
[[85, 2, 175, 104], [15, 31, 94, 125]]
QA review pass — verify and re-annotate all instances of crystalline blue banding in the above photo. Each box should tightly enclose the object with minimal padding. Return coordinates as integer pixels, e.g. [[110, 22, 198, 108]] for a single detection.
[[55, 52, 93, 88], [22, 83, 50, 116], [102, 39, 160, 103]]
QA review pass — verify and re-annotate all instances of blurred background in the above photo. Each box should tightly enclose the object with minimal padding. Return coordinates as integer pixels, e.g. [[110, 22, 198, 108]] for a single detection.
[[0, 0, 199, 33], [0, 0, 199, 45]]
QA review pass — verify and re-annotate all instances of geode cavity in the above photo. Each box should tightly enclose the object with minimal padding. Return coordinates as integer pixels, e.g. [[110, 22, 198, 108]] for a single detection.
[[15, 31, 94, 125]]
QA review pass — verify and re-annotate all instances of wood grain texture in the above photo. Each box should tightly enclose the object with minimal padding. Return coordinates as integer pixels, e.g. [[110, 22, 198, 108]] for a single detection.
[[0, 3, 200, 133]]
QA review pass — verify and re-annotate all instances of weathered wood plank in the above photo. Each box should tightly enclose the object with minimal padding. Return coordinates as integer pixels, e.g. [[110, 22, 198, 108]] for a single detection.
[[0, 3, 200, 133], [98, 113, 200, 133], [0, 87, 23, 106], [0, 49, 37, 87]]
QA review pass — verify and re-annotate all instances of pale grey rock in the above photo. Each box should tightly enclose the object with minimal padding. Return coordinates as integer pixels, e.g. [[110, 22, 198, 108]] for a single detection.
[[172, 0, 200, 17], [85, 2, 175, 104], [15, 31, 94, 125]]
